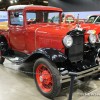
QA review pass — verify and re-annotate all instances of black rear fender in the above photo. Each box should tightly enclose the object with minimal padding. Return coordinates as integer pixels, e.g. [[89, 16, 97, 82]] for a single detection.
[[0, 35, 8, 51]]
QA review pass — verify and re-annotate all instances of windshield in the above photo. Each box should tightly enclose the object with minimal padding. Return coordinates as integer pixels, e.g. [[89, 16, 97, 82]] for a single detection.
[[94, 16, 100, 24], [10, 11, 23, 26], [86, 16, 97, 23], [26, 11, 60, 25]]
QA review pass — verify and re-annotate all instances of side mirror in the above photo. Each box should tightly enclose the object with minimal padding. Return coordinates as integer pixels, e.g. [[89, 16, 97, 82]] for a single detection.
[[14, 12, 19, 17]]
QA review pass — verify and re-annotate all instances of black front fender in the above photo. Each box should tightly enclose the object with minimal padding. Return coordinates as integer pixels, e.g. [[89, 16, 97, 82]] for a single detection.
[[24, 48, 68, 68]]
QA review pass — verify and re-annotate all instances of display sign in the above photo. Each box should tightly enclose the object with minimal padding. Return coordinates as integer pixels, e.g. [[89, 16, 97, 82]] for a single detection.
[[0, 11, 8, 22]]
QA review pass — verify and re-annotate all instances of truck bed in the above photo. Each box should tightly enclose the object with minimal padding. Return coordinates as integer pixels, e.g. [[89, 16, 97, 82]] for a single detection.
[[0, 21, 8, 30]]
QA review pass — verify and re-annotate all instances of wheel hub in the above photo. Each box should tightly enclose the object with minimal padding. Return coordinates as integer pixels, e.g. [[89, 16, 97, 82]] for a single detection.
[[41, 70, 51, 85], [36, 64, 53, 93], [40, 76, 43, 82]]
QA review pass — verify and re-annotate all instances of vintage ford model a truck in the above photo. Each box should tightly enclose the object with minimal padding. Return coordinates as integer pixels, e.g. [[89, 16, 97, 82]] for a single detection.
[[0, 5, 100, 99]]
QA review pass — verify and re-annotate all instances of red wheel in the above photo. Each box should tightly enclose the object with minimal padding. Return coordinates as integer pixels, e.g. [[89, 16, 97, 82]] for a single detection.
[[33, 58, 61, 99], [36, 64, 53, 93]]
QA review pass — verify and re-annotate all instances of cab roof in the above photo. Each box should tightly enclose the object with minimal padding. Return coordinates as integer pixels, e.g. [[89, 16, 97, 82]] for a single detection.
[[7, 5, 63, 12]]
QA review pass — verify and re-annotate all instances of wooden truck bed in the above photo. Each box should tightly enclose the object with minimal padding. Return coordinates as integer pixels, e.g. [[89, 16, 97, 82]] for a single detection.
[[0, 21, 8, 30]]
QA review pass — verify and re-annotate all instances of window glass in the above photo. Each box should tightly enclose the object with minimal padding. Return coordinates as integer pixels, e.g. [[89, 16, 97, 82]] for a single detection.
[[10, 11, 23, 26], [26, 11, 60, 25], [48, 12, 60, 23], [26, 12, 36, 24], [86, 16, 97, 23], [95, 16, 100, 23]]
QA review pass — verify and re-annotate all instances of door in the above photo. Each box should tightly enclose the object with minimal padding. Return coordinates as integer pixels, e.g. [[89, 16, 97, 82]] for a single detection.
[[9, 11, 26, 52]]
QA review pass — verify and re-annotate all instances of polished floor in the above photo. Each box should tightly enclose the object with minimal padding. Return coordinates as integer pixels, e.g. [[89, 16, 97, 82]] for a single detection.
[[0, 60, 100, 100]]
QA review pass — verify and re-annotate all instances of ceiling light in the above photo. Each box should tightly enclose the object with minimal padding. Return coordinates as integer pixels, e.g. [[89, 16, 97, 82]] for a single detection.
[[10, 0, 14, 4], [43, 1, 48, 4], [15, 0, 17, 3]]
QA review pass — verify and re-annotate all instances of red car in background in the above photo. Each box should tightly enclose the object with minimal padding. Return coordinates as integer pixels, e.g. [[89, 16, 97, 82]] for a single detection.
[[62, 14, 100, 44], [81, 15, 100, 44]]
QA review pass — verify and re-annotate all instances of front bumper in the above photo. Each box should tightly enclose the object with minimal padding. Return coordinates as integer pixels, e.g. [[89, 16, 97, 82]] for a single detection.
[[60, 65, 100, 83]]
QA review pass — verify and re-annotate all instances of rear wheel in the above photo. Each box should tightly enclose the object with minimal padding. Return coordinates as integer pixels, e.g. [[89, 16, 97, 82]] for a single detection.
[[0, 41, 6, 64], [33, 58, 61, 99], [0, 51, 5, 64]]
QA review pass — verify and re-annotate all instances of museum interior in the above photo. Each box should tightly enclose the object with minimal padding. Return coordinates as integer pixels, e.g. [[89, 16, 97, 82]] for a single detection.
[[0, 0, 100, 100]]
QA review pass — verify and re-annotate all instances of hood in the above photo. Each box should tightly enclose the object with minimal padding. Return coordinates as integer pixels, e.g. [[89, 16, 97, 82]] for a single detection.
[[36, 23, 74, 37], [35, 23, 76, 51]]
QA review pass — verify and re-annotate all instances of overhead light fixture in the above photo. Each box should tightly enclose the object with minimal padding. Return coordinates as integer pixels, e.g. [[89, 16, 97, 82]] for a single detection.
[[0, 0, 2, 2], [14, 0, 17, 3], [10, 0, 18, 4], [43, 1, 48, 4], [10, 0, 14, 4]]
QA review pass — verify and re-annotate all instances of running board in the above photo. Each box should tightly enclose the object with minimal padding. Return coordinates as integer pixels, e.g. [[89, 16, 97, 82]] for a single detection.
[[3, 56, 25, 64], [60, 66, 100, 83]]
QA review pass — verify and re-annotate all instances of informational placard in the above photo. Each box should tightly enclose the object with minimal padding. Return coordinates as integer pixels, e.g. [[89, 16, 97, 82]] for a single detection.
[[0, 11, 8, 22]]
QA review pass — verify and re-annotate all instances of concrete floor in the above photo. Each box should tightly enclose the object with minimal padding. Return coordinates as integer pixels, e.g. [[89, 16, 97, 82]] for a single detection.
[[0, 60, 100, 100]]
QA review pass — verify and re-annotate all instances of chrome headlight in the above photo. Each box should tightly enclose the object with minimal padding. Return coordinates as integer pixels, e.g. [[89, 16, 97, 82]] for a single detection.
[[87, 30, 96, 34], [89, 34, 96, 44], [63, 35, 73, 48]]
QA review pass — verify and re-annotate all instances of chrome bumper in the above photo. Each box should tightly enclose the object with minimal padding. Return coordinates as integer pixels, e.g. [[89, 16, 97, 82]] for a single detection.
[[60, 66, 100, 83]]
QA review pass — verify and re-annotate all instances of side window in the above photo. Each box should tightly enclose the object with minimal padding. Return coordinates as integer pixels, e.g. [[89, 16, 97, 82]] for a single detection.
[[26, 12, 43, 24], [10, 11, 23, 26], [26, 12, 36, 24], [48, 12, 60, 24]]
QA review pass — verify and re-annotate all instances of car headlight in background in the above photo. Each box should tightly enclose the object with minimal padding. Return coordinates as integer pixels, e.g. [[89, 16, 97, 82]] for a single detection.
[[89, 34, 96, 44], [63, 35, 73, 48], [87, 30, 96, 34]]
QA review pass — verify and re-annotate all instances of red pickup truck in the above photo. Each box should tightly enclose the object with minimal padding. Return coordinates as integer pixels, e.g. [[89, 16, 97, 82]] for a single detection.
[[0, 5, 100, 99]]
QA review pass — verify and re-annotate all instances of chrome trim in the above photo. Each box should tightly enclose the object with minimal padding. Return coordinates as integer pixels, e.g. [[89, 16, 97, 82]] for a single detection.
[[60, 66, 100, 83]]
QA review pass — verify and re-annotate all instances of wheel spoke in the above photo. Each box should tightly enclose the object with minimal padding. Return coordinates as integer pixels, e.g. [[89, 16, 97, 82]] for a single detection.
[[36, 64, 53, 93]]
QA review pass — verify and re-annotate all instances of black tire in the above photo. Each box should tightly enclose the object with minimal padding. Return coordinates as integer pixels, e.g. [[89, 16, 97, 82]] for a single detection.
[[0, 51, 5, 64], [33, 58, 61, 99], [0, 40, 7, 64]]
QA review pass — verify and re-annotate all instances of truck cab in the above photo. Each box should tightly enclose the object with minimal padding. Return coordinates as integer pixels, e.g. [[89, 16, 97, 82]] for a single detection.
[[6, 5, 63, 54]]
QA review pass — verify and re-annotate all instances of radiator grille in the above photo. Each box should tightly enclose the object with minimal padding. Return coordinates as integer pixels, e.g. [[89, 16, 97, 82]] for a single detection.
[[66, 30, 84, 62]]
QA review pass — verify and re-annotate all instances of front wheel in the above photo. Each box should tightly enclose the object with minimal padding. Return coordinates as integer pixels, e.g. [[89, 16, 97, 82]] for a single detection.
[[33, 58, 61, 99]]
